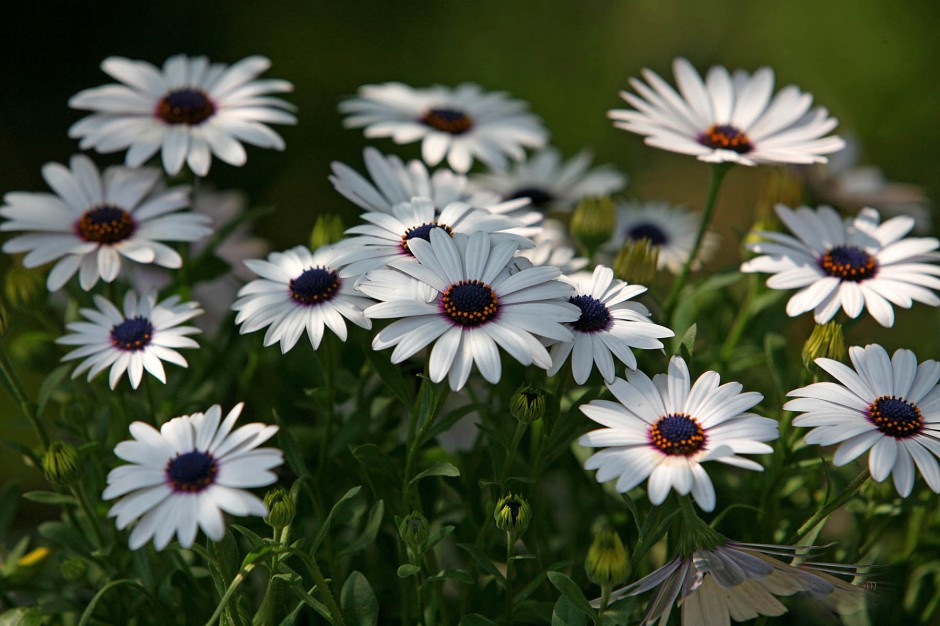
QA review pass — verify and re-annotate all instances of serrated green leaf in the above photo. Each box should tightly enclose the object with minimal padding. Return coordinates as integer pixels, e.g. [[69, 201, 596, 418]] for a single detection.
[[23, 490, 77, 506], [397, 564, 421, 578], [409, 461, 460, 485], [547, 572, 595, 619], [341, 570, 379, 626]]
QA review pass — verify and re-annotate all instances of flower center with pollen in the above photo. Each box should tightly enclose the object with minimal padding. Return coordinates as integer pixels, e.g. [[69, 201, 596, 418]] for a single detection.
[[400, 222, 454, 255], [698, 124, 753, 154], [507, 187, 554, 208], [650, 413, 706, 456], [76, 205, 136, 244], [289, 267, 340, 305], [570, 295, 612, 333], [867, 395, 923, 438], [157, 88, 216, 125], [819, 246, 878, 282], [420, 107, 474, 135], [626, 223, 669, 246], [110, 316, 154, 352], [441, 280, 499, 327], [166, 451, 218, 493]]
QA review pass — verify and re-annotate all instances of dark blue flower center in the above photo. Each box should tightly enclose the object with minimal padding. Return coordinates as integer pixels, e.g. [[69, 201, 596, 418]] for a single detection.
[[868, 395, 923, 438], [165, 450, 218, 493], [289, 267, 340, 305], [400, 222, 454, 255], [820, 246, 878, 282], [110, 316, 154, 352], [506, 187, 554, 208], [570, 294, 611, 333], [420, 107, 473, 135], [650, 413, 706, 456], [157, 88, 216, 125], [698, 124, 752, 154], [76, 205, 136, 244], [626, 223, 668, 246], [441, 280, 499, 326]]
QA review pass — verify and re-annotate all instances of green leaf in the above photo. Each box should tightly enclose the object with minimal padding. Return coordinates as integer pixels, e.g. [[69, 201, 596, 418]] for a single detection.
[[409, 461, 460, 486], [459, 615, 498, 626], [36, 364, 70, 417], [311, 486, 362, 554], [422, 568, 474, 586], [552, 596, 588, 626], [423, 524, 455, 551], [362, 349, 414, 408], [341, 570, 379, 626], [340, 499, 385, 556], [286, 581, 332, 622], [397, 564, 421, 578], [456, 543, 505, 583], [230, 524, 265, 550], [38, 520, 90, 553], [420, 403, 480, 446], [547, 572, 595, 620], [22, 491, 77, 506], [352, 444, 400, 503], [675, 323, 697, 359], [0, 607, 45, 626]]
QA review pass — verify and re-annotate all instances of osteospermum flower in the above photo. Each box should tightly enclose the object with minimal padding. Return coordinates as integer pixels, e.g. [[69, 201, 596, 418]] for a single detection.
[[578, 356, 777, 511], [548, 265, 674, 384], [69, 54, 296, 176], [358, 230, 579, 391], [233, 245, 372, 353], [340, 82, 548, 173], [609, 57, 844, 166], [604, 201, 718, 274], [103, 403, 282, 550], [57, 290, 201, 389], [471, 147, 627, 212], [741, 205, 940, 327], [786, 344, 940, 497], [1, 155, 210, 291]]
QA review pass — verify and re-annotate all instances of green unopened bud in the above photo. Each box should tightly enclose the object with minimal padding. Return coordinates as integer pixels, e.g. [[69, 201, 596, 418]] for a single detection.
[[509, 384, 546, 424], [41, 442, 82, 486], [494, 494, 530, 536], [263, 488, 295, 530], [571, 196, 615, 259], [310, 214, 346, 249], [613, 239, 660, 285], [60, 556, 87, 583], [585, 529, 628, 586], [398, 511, 429, 552], [802, 322, 846, 370], [4, 263, 44, 309]]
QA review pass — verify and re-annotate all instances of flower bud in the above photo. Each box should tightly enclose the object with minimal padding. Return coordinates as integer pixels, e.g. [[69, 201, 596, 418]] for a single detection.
[[263, 488, 295, 530], [509, 384, 546, 424], [613, 238, 660, 285], [585, 529, 628, 586], [802, 322, 846, 370], [60, 556, 87, 583], [494, 494, 530, 536], [571, 196, 615, 259], [41, 442, 82, 486], [310, 214, 346, 249], [398, 511, 429, 552]]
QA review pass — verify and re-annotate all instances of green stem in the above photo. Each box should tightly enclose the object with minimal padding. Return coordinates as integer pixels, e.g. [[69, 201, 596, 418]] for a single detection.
[[203, 563, 255, 626], [306, 556, 347, 626], [790, 470, 870, 543], [598, 584, 612, 617], [0, 340, 50, 449], [719, 274, 758, 361], [505, 531, 515, 625], [78, 579, 150, 626], [498, 420, 528, 491], [72, 483, 105, 550], [663, 163, 732, 318]]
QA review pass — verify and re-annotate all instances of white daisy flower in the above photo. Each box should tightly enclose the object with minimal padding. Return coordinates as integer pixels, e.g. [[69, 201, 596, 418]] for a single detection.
[[471, 147, 627, 212], [511, 218, 588, 275], [603, 201, 718, 274], [57, 290, 201, 390], [335, 196, 533, 276], [606, 541, 864, 624], [69, 54, 296, 176], [340, 82, 548, 173], [233, 245, 372, 353], [578, 356, 777, 511], [103, 402, 282, 550], [358, 230, 580, 391], [608, 57, 844, 166], [1, 155, 211, 291], [785, 344, 940, 497], [741, 204, 940, 327], [548, 265, 674, 385]]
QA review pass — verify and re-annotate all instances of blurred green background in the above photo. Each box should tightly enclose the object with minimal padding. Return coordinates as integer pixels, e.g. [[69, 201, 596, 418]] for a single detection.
[[0, 0, 937, 532]]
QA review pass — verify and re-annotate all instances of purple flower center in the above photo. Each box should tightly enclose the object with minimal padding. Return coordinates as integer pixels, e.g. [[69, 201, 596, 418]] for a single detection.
[[76, 205, 136, 244], [441, 280, 499, 327], [289, 267, 340, 306], [166, 450, 218, 493], [698, 124, 753, 153], [868, 395, 922, 438], [110, 316, 154, 352], [506, 187, 554, 208], [626, 223, 669, 246], [420, 107, 473, 135], [157, 88, 216, 125], [569, 295, 611, 333], [400, 222, 454, 255], [650, 413, 706, 456], [819, 246, 878, 282]]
